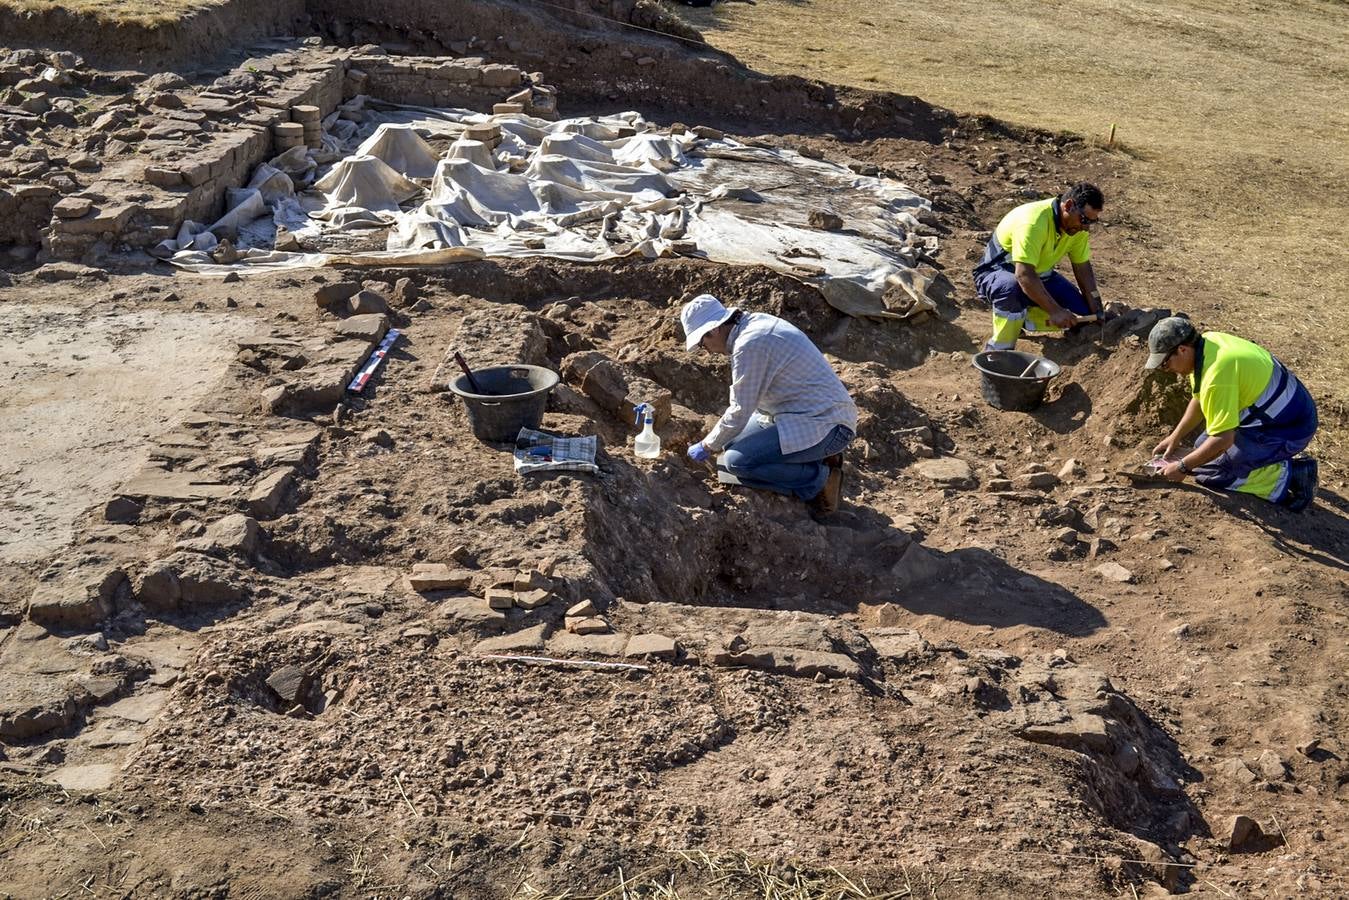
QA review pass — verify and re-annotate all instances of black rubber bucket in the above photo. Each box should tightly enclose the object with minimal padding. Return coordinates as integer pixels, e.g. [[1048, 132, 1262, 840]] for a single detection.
[[448, 365, 559, 442], [972, 350, 1061, 412]]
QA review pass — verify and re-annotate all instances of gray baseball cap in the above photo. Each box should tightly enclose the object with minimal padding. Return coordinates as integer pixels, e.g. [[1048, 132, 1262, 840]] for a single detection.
[[1144, 316, 1198, 370]]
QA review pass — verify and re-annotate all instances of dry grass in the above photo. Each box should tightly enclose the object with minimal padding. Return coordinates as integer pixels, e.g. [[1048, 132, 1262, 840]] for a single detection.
[[0, 0, 213, 27], [685, 0, 1349, 463], [511, 849, 916, 899]]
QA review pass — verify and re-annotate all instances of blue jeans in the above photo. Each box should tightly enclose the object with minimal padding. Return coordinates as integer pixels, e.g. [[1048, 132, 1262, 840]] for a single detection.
[[719, 418, 854, 500]]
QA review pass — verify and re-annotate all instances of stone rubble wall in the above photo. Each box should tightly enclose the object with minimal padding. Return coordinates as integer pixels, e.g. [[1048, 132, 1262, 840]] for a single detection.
[[39, 52, 528, 261], [0, 183, 59, 247]]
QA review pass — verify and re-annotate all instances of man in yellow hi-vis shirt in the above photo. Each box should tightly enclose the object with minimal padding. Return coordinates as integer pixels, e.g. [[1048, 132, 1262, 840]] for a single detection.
[[1145, 316, 1319, 512], [973, 183, 1106, 350]]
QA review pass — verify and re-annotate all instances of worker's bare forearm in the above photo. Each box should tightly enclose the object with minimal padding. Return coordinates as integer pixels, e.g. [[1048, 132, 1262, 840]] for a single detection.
[[1015, 267, 1060, 313]]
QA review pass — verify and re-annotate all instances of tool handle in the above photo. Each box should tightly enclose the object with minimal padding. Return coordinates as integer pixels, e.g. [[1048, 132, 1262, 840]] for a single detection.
[[452, 351, 485, 394]]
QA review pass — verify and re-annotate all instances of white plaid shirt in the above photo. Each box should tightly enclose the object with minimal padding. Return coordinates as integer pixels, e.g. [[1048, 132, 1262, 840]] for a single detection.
[[703, 312, 857, 455]]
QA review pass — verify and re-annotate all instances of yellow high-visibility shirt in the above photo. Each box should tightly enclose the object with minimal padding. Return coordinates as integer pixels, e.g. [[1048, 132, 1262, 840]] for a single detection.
[[993, 198, 1091, 276], [1190, 332, 1276, 435]]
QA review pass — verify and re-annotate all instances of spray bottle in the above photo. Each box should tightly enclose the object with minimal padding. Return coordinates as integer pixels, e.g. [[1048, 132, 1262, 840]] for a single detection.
[[633, 403, 661, 459]]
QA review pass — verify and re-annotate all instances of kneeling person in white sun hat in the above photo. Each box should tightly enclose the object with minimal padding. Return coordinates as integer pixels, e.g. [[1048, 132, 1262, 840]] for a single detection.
[[680, 294, 858, 514]]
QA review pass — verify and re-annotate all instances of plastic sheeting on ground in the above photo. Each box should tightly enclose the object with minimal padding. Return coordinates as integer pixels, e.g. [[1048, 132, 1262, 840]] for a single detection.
[[167, 104, 942, 319]]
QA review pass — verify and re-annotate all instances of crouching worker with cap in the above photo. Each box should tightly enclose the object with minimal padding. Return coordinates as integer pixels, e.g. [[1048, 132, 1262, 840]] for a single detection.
[[680, 294, 857, 514], [1145, 316, 1319, 511]]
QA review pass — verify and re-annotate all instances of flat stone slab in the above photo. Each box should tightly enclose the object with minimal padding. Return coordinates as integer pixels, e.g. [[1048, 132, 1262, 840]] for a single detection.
[[911, 457, 974, 486], [546, 631, 629, 657], [98, 691, 167, 725], [120, 470, 237, 501], [47, 763, 120, 793], [475, 623, 550, 654], [85, 727, 143, 748]]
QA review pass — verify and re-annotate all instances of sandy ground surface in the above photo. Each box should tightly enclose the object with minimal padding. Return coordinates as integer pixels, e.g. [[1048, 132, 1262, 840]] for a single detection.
[[0, 303, 248, 563]]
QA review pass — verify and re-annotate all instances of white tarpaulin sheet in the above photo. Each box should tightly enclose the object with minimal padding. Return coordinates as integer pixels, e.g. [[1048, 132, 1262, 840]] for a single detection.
[[167, 103, 939, 318]]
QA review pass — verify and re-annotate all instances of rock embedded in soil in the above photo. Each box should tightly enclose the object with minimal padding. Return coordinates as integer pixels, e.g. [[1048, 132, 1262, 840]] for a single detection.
[[244, 467, 294, 519], [475, 623, 550, 653], [1216, 757, 1259, 784], [1016, 471, 1060, 490], [624, 633, 679, 659], [103, 495, 142, 523], [1256, 749, 1289, 781], [265, 665, 311, 706], [1094, 561, 1135, 584], [348, 289, 389, 315], [808, 209, 844, 231], [176, 513, 261, 558], [314, 281, 359, 308], [27, 559, 125, 630], [333, 313, 388, 342], [911, 457, 974, 487], [407, 564, 473, 592]]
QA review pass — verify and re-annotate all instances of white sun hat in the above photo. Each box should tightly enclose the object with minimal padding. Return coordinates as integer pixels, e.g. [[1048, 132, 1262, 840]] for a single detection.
[[680, 294, 736, 351]]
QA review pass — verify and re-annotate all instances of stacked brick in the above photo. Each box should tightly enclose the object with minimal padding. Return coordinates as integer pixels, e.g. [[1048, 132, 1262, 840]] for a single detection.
[[43, 63, 344, 261], [39, 51, 546, 260]]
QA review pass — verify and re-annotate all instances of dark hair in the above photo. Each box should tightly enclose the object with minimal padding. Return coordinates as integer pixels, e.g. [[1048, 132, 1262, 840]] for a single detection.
[[1064, 182, 1104, 212]]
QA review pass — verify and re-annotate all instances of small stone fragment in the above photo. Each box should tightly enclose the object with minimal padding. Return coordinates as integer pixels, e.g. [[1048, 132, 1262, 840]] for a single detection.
[[407, 564, 473, 592], [513, 588, 553, 610], [1058, 457, 1086, 479], [485, 588, 514, 610], [1094, 562, 1135, 584], [808, 209, 844, 231], [104, 496, 142, 523], [1017, 472, 1060, 490], [566, 599, 597, 618], [566, 616, 609, 635]]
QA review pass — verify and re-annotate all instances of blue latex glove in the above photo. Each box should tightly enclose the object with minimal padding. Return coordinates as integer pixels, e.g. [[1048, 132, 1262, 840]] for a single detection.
[[687, 442, 712, 463]]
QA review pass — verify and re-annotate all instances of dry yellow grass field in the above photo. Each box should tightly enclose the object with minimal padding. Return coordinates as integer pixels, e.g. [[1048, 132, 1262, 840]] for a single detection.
[[0, 0, 207, 26], [686, 0, 1349, 453]]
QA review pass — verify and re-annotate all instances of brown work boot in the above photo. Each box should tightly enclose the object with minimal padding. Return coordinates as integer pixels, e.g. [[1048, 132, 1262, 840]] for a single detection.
[[809, 464, 844, 515], [822, 452, 844, 469]]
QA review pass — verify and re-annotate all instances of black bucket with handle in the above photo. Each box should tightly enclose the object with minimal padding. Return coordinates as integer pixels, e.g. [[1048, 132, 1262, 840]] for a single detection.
[[449, 365, 559, 442], [972, 350, 1061, 412]]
